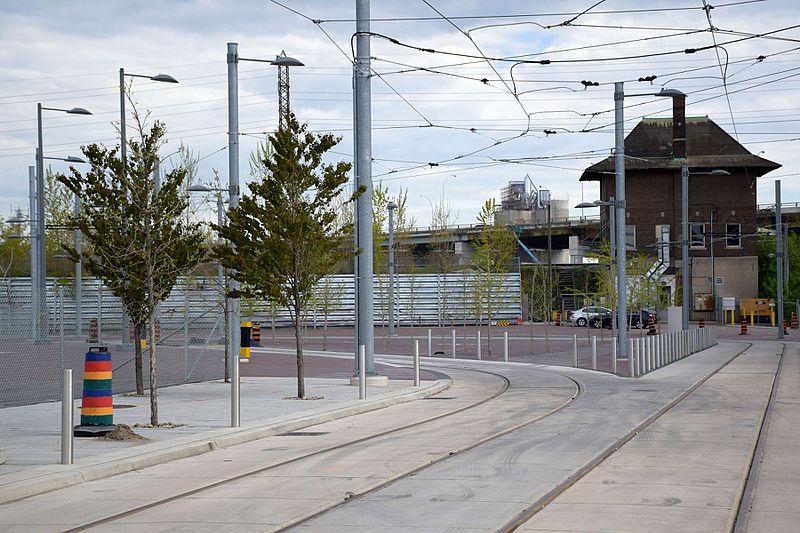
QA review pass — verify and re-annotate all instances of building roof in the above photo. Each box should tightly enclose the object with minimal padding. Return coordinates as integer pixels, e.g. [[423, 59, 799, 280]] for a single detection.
[[580, 116, 781, 181]]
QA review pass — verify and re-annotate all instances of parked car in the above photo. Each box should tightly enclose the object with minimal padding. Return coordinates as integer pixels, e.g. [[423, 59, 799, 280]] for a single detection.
[[571, 306, 612, 327], [601, 310, 658, 329]]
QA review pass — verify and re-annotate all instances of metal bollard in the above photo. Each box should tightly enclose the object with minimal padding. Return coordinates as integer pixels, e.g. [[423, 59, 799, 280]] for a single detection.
[[477, 330, 482, 360], [573, 334, 578, 368], [504, 331, 509, 363], [636, 338, 642, 377], [427, 329, 432, 358], [629, 338, 635, 378], [591, 336, 597, 370], [359, 345, 366, 399], [451, 329, 456, 358], [612, 336, 617, 374], [61, 369, 73, 465], [414, 339, 420, 387]]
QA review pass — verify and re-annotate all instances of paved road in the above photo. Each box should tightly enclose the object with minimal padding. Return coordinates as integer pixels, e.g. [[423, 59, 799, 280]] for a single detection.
[[0, 340, 793, 532]]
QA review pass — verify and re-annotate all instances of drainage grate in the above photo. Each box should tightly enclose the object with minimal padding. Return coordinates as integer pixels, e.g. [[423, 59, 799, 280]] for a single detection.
[[279, 431, 328, 436]]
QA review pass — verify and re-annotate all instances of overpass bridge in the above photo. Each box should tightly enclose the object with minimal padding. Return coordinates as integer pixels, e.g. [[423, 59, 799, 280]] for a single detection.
[[388, 202, 798, 263]]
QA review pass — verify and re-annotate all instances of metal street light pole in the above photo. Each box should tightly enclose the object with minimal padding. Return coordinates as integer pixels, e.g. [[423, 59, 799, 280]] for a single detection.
[[387, 201, 396, 336], [118, 68, 178, 349], [36, 104, 91, 343], [74, 193, 81, 337], [271, 51, 304, 130]]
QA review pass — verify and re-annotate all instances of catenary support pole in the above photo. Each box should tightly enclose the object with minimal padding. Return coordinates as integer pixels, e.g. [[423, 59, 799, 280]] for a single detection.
[[777, 180, 784, 340], [354, 0, 376, 375], [682, 164, 690, 330], [387, 201, 395, 336], [227, 42, 241, 427], [614, 82, 628, 362]]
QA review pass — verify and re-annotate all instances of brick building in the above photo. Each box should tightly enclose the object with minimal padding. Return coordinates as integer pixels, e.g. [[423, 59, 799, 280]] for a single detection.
[[580, 114, 780, 320]]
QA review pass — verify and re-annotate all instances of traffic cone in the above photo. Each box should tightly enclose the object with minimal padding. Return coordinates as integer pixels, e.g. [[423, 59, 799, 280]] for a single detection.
[[74, 346, 116, 437], [699, 318, 705, 328], [784, 319, 789, 336], [740, 318, 748, 335], [792, 313, 798, 330], [251, 322, 261, 347], [647, 317, 656, 335], [555, 311, 561, 326]]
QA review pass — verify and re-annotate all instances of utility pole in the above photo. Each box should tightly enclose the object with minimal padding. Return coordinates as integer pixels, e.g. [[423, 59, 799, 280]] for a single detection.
[[354, 0, 376, 376]]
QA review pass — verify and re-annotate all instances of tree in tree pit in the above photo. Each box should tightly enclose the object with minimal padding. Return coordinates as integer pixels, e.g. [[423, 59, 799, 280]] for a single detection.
[[59, 114, 206, 425], [215, 115, 360, 399]]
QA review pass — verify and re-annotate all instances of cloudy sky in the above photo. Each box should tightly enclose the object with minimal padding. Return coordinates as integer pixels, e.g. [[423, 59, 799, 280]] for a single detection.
[[1, 0, 798, 227]]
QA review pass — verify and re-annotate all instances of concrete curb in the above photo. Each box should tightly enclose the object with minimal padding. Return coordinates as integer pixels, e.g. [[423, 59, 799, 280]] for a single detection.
[[0, 378, 451, 504]]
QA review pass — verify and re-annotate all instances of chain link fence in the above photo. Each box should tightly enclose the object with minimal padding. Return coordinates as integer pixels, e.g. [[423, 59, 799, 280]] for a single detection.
[[0, 271, 520, 408]]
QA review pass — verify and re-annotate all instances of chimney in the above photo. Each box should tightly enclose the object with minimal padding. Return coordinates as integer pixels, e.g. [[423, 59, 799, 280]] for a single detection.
[[672, 95, 686, 159]]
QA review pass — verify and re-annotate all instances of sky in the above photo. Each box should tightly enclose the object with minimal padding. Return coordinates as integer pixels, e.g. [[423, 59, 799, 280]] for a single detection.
[[1, 0, 799, 227]]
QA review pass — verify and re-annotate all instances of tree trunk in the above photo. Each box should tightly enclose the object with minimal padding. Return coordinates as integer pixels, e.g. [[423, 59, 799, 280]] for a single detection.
[[294, 304, 305, 399], [323, 314, 328, 351], [134, 322, 144, 395], [149, 316, 158, 425]]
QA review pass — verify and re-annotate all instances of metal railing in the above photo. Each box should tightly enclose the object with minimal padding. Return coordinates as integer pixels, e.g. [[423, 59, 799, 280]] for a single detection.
[[627, 326, 718, 378]]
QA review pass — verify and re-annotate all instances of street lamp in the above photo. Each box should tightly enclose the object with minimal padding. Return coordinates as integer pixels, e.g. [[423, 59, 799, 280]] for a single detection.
[[117, 68, 178, 347], [35, 104, 92, 343], [604, 83, 688, 364], [118, 68, 178, 173]]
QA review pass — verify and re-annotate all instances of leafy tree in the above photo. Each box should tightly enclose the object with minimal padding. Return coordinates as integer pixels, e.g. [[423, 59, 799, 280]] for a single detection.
[[759, 232, 800, 313], [471, 199, 517, 356], [215, 115, 360, 399], [430, 194, 459, 327], [59, 113, 206, 424], [310, 276, 343, 350]]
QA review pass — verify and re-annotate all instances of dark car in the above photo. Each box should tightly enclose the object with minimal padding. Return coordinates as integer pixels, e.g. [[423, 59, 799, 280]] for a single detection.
[[601, 310, 657, 329]]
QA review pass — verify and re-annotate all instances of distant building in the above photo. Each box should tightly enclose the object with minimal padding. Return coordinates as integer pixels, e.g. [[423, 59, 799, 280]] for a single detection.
[[580, 115, 780, 319]]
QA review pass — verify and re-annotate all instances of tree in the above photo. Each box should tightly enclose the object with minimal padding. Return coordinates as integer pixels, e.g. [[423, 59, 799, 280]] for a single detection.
[[471, 199, 517, 355], [430, 194, 459, 327], [59, 112, 206, 425], [215, 115, 360, 399], [758, 232, 800, 313]]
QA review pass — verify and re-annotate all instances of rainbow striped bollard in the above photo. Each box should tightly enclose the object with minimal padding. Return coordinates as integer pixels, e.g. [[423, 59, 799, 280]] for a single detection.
[[74, 346, 116, 437]]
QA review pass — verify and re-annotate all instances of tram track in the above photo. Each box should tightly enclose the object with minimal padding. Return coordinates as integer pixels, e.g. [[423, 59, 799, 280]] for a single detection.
[[63, 364, 580, 532]]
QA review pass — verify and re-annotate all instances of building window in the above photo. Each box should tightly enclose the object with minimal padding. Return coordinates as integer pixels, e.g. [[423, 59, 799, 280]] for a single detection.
[[625, 225, 636, 250], [690, 223, 705, 248], [726, 223, 741, 248], [655, 224, 670, 264]]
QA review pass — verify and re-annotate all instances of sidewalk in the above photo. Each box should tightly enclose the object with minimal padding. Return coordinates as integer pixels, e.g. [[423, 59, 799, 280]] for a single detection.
[[0, 366, 449, 503]]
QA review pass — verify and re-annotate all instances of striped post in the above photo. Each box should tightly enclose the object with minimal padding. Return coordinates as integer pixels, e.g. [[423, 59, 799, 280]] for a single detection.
[[74, 346, 115, 436]]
